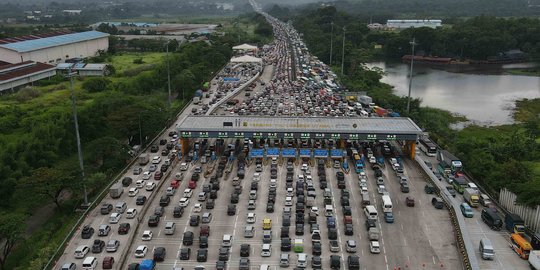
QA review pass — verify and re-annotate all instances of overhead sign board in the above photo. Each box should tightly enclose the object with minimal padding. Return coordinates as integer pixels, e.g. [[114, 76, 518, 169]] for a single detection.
[[176, 130, 418, 141], [314, 149, 328, 158], [250, 149, 264, 158], [299, 149, 311, 157], [331, 149, 344, 158], [267, 148, 279, 157], [282, 148, 297, 157]]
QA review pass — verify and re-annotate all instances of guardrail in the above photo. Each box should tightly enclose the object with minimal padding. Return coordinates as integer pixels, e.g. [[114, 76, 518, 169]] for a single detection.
[[415, 155, 480, 270], [45, 100, 192, 270]]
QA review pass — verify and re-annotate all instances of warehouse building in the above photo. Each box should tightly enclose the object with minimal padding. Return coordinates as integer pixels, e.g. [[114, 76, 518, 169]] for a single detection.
[[0, 30, 109, 64], [0, 61, 57, 94]]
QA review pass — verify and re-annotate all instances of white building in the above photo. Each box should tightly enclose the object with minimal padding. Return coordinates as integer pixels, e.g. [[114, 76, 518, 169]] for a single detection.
[[0, 31, 109, 64], [386, 20, 442, 29]]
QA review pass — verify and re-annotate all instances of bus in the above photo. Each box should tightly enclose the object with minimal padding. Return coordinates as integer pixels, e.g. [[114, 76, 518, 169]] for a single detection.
[[419, 137, 438, 157], [381, 195, 393, 213], [510, 233, 532, 259], [452, 177, 469, 194]]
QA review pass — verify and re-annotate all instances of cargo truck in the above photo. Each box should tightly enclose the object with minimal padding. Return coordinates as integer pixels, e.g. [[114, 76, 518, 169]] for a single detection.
[[505, 213, 526, 234], [138, 153, 149, 165], [437, 150, 463, 179], [463, 188, 480, 207], [109, 183, 123, 199], [530, 250, 540, 270], [358, 95, 374, 108]]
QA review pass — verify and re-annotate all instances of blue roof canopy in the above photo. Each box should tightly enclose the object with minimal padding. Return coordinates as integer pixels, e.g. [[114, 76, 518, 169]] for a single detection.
[[0, 31, 109, 53]]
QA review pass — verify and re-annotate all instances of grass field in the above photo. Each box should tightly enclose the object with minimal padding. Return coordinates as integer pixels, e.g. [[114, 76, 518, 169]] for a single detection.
[[108, 52, 165, 74]]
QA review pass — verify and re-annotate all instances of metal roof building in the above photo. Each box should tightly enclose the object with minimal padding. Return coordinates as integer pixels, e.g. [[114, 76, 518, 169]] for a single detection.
[[0, 31, 109, 64], [0, 61, 57, 93], [177, 115, 423, 141]]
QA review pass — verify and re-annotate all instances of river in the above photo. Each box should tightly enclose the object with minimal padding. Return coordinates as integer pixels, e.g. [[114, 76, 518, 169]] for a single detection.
[[365, 62, 540, 126]]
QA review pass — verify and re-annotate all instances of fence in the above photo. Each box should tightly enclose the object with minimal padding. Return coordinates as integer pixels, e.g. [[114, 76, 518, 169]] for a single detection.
[[499, 188, 540, 234]]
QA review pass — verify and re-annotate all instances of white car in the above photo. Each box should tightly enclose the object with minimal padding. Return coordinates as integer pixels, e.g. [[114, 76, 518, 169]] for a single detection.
[[286, 188, 294, 197], [359, 179, 368, 188], [166, 187, 176, 196], [142, 171, 152, 180], [126, 208, 137, 219], [141, 230, 153, 241], [135, 179, 145, 188], [302, 163, 308, 171], [269, 179, 277, 188], [145, 182, 156, 191], [179, 198, 190, 207], [183, 188, 193, 198], [193, 203, 202, 213], [370, 241, 381, 254], [246, 213, 256, 224], [346, 240, 357, 253], [361, 186, 369, 194], [109, 213, 121, 224], [180, 162, 189, 171], [358, 171, 367, 179], [261, 244, 272, 257], [285, 197, 293, 206], [253, 173, 261, 182], [152, 156, 162, 164], [128, 187, 139, 197], [377, 185, 386, 194], [311, 206, 319, 215], [135, 245, 148, 258]]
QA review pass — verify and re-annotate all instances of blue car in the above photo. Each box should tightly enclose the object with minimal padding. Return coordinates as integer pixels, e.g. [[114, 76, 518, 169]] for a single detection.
[[384, 212, 395, 223], [326, 216, 336, 228], [460, 203, 474, 218]]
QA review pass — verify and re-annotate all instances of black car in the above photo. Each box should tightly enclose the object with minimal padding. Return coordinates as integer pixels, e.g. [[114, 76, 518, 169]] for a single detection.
[[159, 139, 167, 145], [206, 199, 215, 209], [365, 219, 376, 230], [312, 242, 322, 256], [189, 215, 200, 226], [330, 254, 341, 269], [92, 239, 105, 253], [266, 203, 274, 213], [81, 225, 94, 239], [150, 144, 159, 152], [295, 224, 304, 235], [341, 198, 350, 207], [282, 215, 291, 226], [199, 236, 208, 248], [210, 190, 218, 199], [328, 227, 338, 240], [336, 172, 344, 181], [161, 149, 170, 156], [337, 180, 346, 189], [240, 244, 250, 257], [148, 215, 160, 227], [173, 206, 184, 218], [281, 237, 291, 251], [218, 247, 230, 261], [344, 224, 354, 236], [216, 261, 226, 270], [183, 231, 194, 245], [159, 196, 170, 206], [118, 223, 130, 235], [197, 249, 208, 262], [281, 226, 290, 238], [250, 182, 258, 190], [230, 194, 239, 204], [227, 205, 236, 215], [160, 164, 169, 172], [179, 248, 191, 260], [320, 180, 328, 189], [312, 255, 322, 269], [122, 177, 133, 187], [136, 196, 147, 205], [343, 206, 352, 216], [153, 247, 166, 261]]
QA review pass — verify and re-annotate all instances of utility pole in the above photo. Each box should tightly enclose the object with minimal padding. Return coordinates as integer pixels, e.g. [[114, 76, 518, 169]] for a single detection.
[[406, 37, 417, 115], [68, 67, 88, 207], [166, 41, 172, 110], [138, 113, 143, 149], [341, 27, 346, 76], [329, 22, 334, 66]]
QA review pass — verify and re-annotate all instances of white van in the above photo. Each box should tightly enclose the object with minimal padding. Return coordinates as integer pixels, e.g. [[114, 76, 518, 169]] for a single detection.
[[82, 256, 97, 270], [325, 205, 334, 217], [364, 205, 378, 220], [115, 202, 127, 213], [222, 234, 232, 247], [479, 238, 495, 260], [164, 222, 176, 235], [297, 253, 307, 268]]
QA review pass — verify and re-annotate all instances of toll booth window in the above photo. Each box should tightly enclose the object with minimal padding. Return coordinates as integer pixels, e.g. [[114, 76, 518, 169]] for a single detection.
[[223, 122, 233, 127]]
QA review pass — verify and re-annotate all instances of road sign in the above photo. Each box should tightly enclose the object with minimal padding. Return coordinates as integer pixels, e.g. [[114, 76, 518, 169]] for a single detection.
[[250, 149, 264, 158], [331, 149, 344, 158], [267, 148, 279, 157], [282, 148, 297, 157], [299, 149, 311, 157], [314, 149, 328, 158]]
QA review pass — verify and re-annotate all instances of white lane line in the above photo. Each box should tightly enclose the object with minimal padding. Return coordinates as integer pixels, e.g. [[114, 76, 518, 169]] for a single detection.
[[401, 224, 404, 231], [432, 256, 436, 264]]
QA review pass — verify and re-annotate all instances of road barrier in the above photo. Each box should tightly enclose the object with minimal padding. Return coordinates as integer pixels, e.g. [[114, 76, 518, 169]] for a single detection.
[[415, 155, 480, 270]]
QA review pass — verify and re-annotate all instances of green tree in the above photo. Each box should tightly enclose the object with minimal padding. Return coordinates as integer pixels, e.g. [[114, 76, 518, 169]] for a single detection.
[[82, 77, 111, 93], [18, 167, 74, 210], [173, 69, 197, 98], [0, 213, 25, 270]]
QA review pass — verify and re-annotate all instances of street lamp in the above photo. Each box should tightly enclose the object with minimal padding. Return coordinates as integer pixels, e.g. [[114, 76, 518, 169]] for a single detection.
[[341, 27, 346, 76], [329, 22, 334, 66], [406, 37, 417, 115], [67, 67, 88, 207]]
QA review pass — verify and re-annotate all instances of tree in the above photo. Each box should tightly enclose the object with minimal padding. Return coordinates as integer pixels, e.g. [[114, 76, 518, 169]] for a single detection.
[[0, 213, 25, 270], [18, 167, 74, 210], [173, 69, 196, 98], [82, 77, 111, 93]]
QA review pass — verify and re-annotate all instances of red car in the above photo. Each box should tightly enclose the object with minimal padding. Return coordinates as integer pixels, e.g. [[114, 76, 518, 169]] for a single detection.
[[154, 171, 162, 180], [170, 180, 180, 189], [118, 223, 130, 234], [188, 180, 197, 189]]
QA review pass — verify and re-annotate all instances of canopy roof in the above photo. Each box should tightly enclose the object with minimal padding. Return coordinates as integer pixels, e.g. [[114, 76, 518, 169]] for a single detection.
[[230, 55, 262, 63], [232, 43, 258, 50]]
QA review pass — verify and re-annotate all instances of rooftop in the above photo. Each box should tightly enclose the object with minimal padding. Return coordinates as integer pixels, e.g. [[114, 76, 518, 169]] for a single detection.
[[0, 31, 109, 53], [0, 61, 56, 82], [177, 115, 422, 140]]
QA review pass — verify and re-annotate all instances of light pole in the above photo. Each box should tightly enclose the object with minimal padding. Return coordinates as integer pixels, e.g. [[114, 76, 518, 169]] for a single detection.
[[68, 67, 88, 207], [166, 41, 172, 110], [341, 27, 346, 76], [329, 22, 334, 66], [406, 37, 417, 115]]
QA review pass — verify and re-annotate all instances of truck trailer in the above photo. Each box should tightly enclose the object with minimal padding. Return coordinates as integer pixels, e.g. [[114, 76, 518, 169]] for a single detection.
[[109, 183, 123, 199], [505, 213, 526, 234], [463, 188, 480, 207], [138, 153, 149, 165], [437, 150, 463, 180]]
